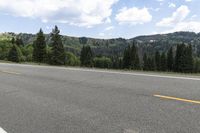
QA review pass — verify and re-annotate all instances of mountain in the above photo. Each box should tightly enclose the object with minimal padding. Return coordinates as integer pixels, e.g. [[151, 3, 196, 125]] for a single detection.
[[1, 31, 200, 57], [131, 32, 200, 56]]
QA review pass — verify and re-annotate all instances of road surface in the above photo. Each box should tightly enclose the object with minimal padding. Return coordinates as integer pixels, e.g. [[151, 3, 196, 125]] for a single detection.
[[0, 63, 200, 133]]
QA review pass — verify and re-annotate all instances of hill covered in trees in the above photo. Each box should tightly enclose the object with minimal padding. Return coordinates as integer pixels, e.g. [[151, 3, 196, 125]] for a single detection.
[[0, 29, 200, 73], [1, 31, 200, 57]]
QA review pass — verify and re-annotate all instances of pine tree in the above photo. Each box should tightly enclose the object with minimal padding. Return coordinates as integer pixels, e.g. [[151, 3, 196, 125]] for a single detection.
[[175, 43, 194, 73], [130, 43, 140, 70], [15, 38, 24, 46], [167, 47, 174, 71], [79, 37, 88, 45], [80, 46, 86, 66], [155, 51, 161, 71], [123, 45, 131, 69], [11, 37, 15, 44], [160, 52, 167, 71], [80, 46, 93, 67], [130, 44, 136, 68], [8, 44, 22, 62], [50, 26, 65, 65], [147, 57, 156, 71], [143, 53, 148, 71], [123, 44, 140, 69], [185, 44, 194, 73], [33, 29, 47, 63], [135, 53, 140, 70], [194, 58, 200, 73], [175, 44, 184, 72], [111, 56, 121, 69], [119, 58, 123, 69]]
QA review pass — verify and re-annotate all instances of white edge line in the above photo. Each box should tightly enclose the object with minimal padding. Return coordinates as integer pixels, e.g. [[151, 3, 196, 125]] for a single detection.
[[1, 63, 200, 81], [66, 68, 200, 81], [0, 127, 7, 133], [0, 70, 20, 75]]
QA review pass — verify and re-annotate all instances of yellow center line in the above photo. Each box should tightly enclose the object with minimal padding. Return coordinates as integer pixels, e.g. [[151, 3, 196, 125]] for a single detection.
[[154, 94, 200, 104], [0, 70, 21, 75]]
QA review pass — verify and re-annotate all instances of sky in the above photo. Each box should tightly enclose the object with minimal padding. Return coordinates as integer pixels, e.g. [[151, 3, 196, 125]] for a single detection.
[[0, 0, 200, 39]]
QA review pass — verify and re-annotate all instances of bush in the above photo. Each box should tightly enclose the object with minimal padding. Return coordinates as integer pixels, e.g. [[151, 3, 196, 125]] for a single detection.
[[94, 57, 112, 68], [65, 52, 80, 66], [194, 58, 200, 73], [8, 44, 23, 62]]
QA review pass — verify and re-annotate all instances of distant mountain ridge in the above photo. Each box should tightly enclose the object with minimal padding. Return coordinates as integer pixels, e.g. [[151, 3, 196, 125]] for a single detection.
[[1, 31, 200, 56]]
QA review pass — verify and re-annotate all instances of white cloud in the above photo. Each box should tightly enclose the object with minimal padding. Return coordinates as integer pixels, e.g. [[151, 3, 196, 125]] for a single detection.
[[105, 26, 114, 31], [168, 3, 176, 8], [185, 0, 192, 2], [0, 0, 118, 28], [191, 15, 197, 19], [115, 7, 152, 25], [150, 7, 160, 12], [162, 21, 200, 33], [156, 5, 190, 27], [157, 5, 200, 33], [157, 0, 164, 5], [46, 26, 50, 30], [99, 32, 105, 36], [154, 8, 160, 12], [157, 0, 164, 1]]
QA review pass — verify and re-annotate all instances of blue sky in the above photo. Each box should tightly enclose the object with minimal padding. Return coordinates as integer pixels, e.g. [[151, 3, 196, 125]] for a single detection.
[[0, 0, 199, 39]]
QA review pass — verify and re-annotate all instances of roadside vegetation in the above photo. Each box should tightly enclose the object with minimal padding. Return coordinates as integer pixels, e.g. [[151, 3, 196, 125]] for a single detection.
[[0, 26, 200, 73]]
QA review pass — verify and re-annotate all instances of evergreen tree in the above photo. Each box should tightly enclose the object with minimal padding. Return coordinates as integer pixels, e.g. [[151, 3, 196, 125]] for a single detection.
[[15, 38, 24, 46], [175, 43, 194, 73], [79, 37, 88, 45], [143, 53, 148, 71], [147, 57, 155, 71], [167, 47, 174, 71], [80, 46, 86, 66], [130, 44, 140, 70], [155, 51, 161, 71], [175, 44, 180, 72], [50, 26, 65, 65], [160, 52, 167, 71], [194, 58, 200, 73], [11, 37, 15, 44], [118, 58, 123, 69], [185, 44, 194, 73], [8, 44, 22, 62], [111, 56, 121, 69], [33, 29, 47, 63], [80, 46, 93, 67], [175, 44, 184, 72], [135, 53, 140, 70], [130, 44, 136, 68], [123, 45, 131, 69], [123, 44, 140, 69]]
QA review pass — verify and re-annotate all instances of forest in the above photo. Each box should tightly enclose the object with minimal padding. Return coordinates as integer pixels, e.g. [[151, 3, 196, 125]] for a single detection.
[[1, 26, 200, 73]]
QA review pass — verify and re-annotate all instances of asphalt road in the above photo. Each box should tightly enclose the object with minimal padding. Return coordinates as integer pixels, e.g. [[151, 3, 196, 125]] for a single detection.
[[0, 63, 200, 133]]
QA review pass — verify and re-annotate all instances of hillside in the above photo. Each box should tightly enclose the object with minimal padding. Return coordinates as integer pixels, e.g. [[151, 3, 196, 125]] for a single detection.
[[1, 31, 200, 57]]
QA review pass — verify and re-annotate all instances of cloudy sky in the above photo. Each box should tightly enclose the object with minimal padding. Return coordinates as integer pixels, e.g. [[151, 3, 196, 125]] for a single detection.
[[0, 0, 199, 38]]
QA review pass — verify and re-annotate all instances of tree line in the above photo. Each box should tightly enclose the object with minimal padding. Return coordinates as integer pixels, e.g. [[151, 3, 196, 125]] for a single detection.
[[8, 26, 70, 65], [2, 26, 200, 73], [123, 43, 199, 73]]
